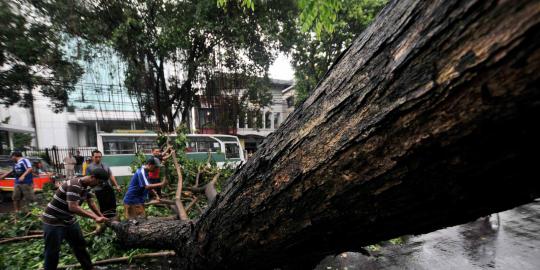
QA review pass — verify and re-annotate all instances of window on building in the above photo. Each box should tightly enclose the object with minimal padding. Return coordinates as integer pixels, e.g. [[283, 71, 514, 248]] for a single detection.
[[225, 143, 240, 159], [197, 108, 215, 129], [238, 110, 246, 128], [99, 121, 133, 133], [247, 110, 254, 129], [265, 112, 272, 129], [286, 97, 295, 108], [274, 113, 281, 128], [256, 111, 263, 129]]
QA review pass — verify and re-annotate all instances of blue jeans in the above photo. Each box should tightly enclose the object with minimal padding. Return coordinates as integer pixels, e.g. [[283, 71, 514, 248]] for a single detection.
[[43, 222, 93, 270]]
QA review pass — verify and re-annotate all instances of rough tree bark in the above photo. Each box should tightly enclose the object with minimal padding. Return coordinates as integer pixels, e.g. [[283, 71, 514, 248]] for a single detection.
[[113, 0, 540, 269]]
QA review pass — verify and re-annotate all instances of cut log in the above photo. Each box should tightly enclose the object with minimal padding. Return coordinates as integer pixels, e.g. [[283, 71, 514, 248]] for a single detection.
[[113, 0, 540, 269]]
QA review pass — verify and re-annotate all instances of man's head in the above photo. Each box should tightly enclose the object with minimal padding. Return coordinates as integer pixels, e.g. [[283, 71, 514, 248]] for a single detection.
[[145, 157, 157, 172], [87, 167, 109, 187], [91, 150, 102, 164], [76, 150, 80, 155], [68, 152, 73, 157], [10, 151, 22, 162], [152, 148, 161, 157]]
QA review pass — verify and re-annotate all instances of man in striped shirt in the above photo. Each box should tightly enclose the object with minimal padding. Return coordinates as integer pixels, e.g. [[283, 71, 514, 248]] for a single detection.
[[42, 168, 109, 270]]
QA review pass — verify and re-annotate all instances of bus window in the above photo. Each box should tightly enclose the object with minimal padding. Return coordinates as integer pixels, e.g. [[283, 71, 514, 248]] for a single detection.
[[186, 141, 197, 152], [225, 143, 240, 159], [198, 141, 219, 152], [103, 136, 135, 154], [135, 137, 158, 154], [189, 137, 219, 152]]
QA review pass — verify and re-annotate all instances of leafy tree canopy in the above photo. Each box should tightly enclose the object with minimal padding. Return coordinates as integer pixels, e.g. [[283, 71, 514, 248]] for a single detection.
[[0, 0, 83, 112], [219, 0, 387, 105], [290, 0, 387, 104], [37, 0, 297, 132]]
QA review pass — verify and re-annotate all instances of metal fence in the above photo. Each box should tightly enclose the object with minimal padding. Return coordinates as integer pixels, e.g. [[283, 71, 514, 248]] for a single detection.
[[22, 147, 97, 175]]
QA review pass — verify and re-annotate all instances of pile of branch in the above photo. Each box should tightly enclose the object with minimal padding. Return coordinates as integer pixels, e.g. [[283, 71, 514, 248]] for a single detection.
[[163, 139, 221, 221], [54, 251, 175, 269]]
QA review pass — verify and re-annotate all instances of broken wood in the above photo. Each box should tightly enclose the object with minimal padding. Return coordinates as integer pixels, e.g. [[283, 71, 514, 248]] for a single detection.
[[54, 251, 175, 269], [0, 234, 42, 245], [113, 1, 540, 269]]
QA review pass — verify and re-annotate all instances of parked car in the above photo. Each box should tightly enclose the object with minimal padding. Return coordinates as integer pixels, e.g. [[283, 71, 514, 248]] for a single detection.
[[0, 156, 55, 202]]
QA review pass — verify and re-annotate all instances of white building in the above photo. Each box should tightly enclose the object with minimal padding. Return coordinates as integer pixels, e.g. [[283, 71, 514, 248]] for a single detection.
[[0, 79, 295, 155], [0, 105, 36, 154], [192, 78, 294, 153]]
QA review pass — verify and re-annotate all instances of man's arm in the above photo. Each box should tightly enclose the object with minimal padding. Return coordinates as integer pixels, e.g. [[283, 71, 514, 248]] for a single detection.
[[144, 182, 165, 190], [108, 169, 122, 192], [19, 167, 33, 180], [0, 169, 13, 179], [68, 201, 107, 222], [86, 197, 104, 217]]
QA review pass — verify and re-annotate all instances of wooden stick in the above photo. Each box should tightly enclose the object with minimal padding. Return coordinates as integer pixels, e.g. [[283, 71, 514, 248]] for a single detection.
[[194, 165, 201, 187], [185, 197, 199, 212], [54, 251, 176, 269], [167, 138, 188, 221], [205, 172, 220, 204], [145, 198, 177, 206], [0, 234, 42, 244]]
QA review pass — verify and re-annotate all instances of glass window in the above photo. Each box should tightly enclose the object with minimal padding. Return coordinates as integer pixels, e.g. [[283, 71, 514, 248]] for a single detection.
[[214, 136, 238, 142], [102, 136, 135, 154], [238, 111, 246, 128], [274, 113, 281, 128], [135, 137, 158, 154], [265, 112, 272, 129], [188, 137, 219, 153], [225, 143, 240, 159], [286, 97, 295, 108], [247, 111, 254, 128], [256, 111, 263, 129], [197, 108, 215, 129]]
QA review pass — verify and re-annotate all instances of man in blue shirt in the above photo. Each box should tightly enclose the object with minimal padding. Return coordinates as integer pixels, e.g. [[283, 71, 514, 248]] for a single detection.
[[0, 151, 34, 212], [123, 158, 164, 219]]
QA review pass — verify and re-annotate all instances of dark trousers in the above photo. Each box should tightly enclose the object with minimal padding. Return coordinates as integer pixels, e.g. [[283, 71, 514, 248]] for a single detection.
[[43, 222, 93, 270], [95, 185, 117, 218]]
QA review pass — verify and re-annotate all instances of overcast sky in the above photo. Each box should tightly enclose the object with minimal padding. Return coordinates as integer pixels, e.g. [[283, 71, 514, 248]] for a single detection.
[[268, 53, 294, 82]]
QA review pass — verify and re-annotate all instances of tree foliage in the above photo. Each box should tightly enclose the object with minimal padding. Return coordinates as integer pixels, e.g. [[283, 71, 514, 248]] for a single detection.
[[13, 132, 33, 149], [37, 0, 296, 132], [288, 0, 387, 104], [0, 0, 83, 112]]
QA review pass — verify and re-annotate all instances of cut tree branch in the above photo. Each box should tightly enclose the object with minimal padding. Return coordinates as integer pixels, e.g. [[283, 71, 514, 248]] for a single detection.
[[55, 251, 175, 269]]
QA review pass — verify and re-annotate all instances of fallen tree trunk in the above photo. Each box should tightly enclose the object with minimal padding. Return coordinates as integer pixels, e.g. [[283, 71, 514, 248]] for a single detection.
[[113, 0, 540, 269]]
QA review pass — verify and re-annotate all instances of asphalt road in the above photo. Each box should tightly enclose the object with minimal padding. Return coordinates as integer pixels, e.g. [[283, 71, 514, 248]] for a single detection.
[[316, 200, 540, 270]]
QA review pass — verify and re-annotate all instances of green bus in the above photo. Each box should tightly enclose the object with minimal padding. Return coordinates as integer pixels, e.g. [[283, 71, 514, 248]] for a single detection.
[[97, 133, 245, 176]]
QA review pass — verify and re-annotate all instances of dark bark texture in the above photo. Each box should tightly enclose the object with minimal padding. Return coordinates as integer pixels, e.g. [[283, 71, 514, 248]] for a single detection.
[[114, 0, 540, 269]]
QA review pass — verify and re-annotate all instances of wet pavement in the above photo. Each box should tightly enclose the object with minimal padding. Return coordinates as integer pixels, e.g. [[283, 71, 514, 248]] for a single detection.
[[316, 199, 540, 270]]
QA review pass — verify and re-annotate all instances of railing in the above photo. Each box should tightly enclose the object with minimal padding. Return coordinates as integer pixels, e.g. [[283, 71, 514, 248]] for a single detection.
[[22, 147, 97, 175]]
